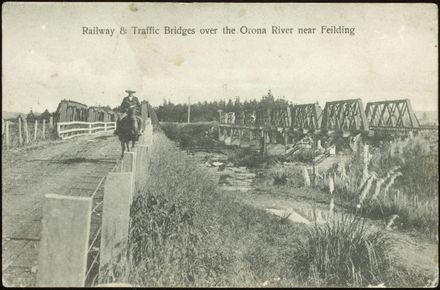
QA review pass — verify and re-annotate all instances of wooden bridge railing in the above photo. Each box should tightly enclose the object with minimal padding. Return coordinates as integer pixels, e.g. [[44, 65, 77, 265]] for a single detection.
[[56, 121, 116, 140]]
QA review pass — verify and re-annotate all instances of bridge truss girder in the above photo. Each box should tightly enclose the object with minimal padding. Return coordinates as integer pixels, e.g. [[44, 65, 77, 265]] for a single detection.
[[365, 99, 420, 129], [321, 99, 369, 133], [291, 103, 322, 131]]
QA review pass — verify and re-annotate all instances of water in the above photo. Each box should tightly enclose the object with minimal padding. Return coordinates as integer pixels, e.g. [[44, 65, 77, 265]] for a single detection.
[[191, 151, 256, 192], [189, 150, 331, 225]]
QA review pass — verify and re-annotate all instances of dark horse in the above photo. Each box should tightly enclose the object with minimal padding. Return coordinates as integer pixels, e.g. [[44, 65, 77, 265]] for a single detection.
[[117, 106, 143, 158]]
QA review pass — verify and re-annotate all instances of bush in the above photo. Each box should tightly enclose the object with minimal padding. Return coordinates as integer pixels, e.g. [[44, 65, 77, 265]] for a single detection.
[[160, 123, 218, 150]]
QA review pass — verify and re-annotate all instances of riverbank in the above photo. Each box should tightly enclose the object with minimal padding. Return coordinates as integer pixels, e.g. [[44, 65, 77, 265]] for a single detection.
[[99, 132, 437, 287]]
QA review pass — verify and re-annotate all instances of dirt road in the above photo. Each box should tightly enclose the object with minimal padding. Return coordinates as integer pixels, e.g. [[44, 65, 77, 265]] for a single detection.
[[2, 133, 121, 287]]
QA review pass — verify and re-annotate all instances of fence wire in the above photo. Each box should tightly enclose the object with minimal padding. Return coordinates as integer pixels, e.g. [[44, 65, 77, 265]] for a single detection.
[[84, 162, 120, 286]]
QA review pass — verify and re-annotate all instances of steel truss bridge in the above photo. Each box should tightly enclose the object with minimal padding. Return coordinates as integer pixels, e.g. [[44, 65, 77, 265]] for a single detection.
[[219, 98, 437, 136], [217, 99, 437, 154]]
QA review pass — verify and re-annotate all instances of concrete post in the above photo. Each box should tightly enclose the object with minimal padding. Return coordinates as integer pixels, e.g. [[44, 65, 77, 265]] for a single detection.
[[99, 172, 133, 279], [37, 194, 92, 287], [134, 145, 149, 194]]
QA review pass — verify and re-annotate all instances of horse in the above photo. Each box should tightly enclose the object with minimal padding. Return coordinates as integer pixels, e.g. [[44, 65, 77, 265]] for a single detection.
[[117, 106, 143, 158]]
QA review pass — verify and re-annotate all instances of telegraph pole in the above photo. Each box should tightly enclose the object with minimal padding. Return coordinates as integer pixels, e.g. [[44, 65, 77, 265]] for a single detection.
[[187, 96, 191, 124]]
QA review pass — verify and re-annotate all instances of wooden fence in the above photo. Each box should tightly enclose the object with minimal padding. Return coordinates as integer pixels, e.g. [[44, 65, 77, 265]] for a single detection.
[[57, 121, 116, 140], [2, 117, 55, 150], [36, 119, 154, 287]]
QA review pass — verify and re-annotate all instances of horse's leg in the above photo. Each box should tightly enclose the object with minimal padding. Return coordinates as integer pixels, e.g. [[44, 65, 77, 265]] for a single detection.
[[136, 116, 143, 135], [125, 141, 130, 152]]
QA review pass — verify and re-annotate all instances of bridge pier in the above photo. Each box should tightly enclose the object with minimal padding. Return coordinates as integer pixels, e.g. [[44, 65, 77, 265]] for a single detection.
[[231, 128, 241, 146], [224, 128, 232, 145], [239, 129, 250, 148], [218, 127, 225, 142]]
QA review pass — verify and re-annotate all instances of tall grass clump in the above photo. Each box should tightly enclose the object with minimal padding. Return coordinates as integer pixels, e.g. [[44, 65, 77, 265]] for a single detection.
[[267, 162, 306, 186], [292, 214, 392, 287]]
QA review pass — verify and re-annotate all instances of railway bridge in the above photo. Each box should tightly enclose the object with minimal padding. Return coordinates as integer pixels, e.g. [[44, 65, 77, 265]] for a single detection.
[[217, 98, 438, 155]]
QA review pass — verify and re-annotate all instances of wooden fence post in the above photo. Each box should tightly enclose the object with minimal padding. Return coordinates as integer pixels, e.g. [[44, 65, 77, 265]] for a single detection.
[[18, 117, 23, 146], [42, 119, 46, 139], [99, 172, 133, 279], [49, 116, 53, 128], [88, 123, 92, 135], [34, 119, 38, 141], [23, 119, 29, 144], [5, 121, 10, 150], [37, 194, 92, 287]]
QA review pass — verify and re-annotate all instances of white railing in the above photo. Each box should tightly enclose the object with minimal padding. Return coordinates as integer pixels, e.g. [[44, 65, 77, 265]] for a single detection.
[[57, 121, 116, 140]]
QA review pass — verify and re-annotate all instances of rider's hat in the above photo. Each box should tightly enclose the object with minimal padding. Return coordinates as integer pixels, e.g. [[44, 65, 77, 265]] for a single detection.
[[125, 90, 136, 94]]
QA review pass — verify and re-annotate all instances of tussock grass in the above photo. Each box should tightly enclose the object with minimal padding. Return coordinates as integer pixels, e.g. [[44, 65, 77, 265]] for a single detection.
[[267, 162, 306, 186], [292, 214, 392, 287]]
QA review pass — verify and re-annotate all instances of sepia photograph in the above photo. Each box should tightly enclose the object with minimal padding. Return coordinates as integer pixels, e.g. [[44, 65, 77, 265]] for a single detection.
[[2, 2, 438, 287]]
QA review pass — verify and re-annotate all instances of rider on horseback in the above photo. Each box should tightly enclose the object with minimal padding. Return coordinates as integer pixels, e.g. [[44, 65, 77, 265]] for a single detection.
[[114, 90, 143, 137]]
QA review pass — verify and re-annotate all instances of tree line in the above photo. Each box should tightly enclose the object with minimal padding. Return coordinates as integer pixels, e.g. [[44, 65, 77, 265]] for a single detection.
[[154, 90, 290, 122]]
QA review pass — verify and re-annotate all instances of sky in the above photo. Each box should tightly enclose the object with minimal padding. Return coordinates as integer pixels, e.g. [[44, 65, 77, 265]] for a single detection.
[[2, 2, 438, 113]]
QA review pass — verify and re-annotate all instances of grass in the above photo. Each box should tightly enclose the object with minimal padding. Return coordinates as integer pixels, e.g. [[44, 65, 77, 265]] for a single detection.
[[120, 133, 304, 287], [93, 132, 431, 287]]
